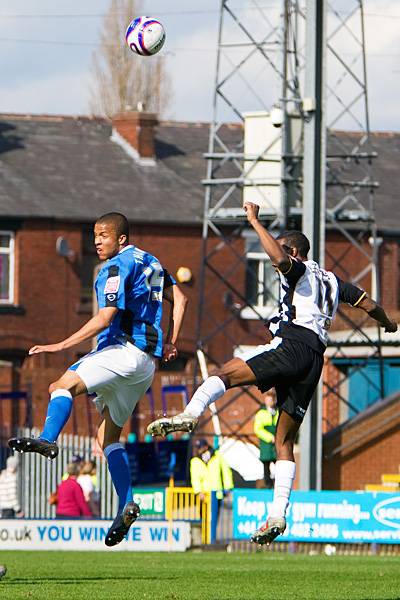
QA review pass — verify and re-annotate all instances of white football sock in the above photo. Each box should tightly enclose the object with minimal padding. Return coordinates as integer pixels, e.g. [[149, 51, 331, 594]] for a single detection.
[[183, 376, 226, 418], [269, 460, 296, 519]]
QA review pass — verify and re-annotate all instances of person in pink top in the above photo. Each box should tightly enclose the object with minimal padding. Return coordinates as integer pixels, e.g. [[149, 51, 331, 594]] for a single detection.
[[56, 462, 92, 519]]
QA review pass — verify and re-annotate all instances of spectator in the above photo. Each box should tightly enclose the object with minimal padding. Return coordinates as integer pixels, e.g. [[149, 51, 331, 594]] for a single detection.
[[61, 454, 83, 481], [190, 438, 233, 503], [254, 391, 279, 488], [0, 456, 23, 519], [78, 460, 100, 517], [190, 439, 233, 541], [56, 462, 92, 519], [89, 458, 98, 489], [89, 459, 101, 514]]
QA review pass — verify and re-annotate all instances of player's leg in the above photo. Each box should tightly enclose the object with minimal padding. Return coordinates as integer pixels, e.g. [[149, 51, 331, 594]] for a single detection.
[[97, 407, 141, 547], [8, 369, 87, 459], [147, 357, 257, 436], [251, 344, 323, 545], [183, 358, 256, 416], [251, 409, 300, 545], [42, 370, 87, 441], [269, 410, 300, 512], [98, 406, 133, 513], [94, 345, 154, 546], [16, 344, 141, 457]]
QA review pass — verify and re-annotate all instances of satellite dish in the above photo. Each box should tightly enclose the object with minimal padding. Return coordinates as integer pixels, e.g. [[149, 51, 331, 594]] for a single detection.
[[56, 237, 75, 259]]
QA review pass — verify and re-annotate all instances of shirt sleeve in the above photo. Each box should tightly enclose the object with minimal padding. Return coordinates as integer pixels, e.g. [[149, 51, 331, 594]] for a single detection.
[[96, 262, 130, 309], [190, 458, 204, 494], [254, 410, 275, 444], [276, 256, 306, 285], [336, 277, 366, 307]]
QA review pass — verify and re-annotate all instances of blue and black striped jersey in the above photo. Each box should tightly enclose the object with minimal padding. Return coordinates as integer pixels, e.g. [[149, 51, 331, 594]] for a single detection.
[[95, 244, 175, 357]]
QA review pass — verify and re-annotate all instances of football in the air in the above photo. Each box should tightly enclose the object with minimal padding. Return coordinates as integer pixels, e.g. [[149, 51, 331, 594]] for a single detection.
[[125, 16, 166, 56]]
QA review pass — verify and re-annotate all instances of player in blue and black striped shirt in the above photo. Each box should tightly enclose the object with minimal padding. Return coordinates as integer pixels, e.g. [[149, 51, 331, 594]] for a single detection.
[[9, 212, 187, 546]]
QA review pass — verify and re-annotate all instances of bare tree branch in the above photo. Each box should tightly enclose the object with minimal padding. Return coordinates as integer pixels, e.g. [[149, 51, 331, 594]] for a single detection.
[[89, 0, 171, 117]]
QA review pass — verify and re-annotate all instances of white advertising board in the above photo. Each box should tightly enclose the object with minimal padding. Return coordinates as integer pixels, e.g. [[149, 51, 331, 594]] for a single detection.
[[0, 519, 191, 552]]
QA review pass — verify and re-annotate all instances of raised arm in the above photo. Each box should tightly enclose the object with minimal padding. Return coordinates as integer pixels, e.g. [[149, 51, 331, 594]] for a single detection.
[[357, 295, 397, 333], [162, 284, 188, 362], [336, 277, 397, 333], [244, 202, 291, 270]]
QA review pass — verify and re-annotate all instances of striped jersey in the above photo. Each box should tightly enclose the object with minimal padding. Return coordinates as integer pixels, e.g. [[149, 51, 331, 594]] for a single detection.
[[268, 257, 366, 353], [95, 244, 175, 357]]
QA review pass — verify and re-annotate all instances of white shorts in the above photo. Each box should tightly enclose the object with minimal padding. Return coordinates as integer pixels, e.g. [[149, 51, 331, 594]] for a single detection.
[[70, 342, 155, 428]]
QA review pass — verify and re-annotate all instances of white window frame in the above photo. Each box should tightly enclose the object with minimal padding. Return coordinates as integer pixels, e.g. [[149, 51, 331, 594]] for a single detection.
[[242, 250, 280, 320], [0, 231, 15, 305]]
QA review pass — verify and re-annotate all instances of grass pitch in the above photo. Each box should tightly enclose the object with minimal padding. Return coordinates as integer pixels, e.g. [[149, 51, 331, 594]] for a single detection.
[[0, 550, 399, 600]]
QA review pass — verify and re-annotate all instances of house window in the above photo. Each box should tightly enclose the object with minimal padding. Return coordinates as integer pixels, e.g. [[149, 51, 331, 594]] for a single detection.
[[242, 235, 280, 319], [81, 230, 100, 305], [0, 232, 15, 304]]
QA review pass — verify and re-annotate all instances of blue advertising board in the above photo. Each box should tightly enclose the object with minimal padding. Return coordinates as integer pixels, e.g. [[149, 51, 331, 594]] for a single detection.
[[233, 489, 400, 544]]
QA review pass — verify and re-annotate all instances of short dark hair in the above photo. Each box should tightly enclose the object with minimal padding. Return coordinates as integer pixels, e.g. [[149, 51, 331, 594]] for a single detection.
[[277, 230, 310, 257], [96, 212, 129, 238]]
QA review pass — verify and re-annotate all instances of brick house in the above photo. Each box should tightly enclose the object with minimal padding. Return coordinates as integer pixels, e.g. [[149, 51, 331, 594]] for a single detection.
[[0, 112, 398, 488]]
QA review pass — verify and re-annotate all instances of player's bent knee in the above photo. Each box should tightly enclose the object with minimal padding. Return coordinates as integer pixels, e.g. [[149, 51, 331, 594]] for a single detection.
[[51, 371, 88, 397], [48, 381, 61, 395], [208, 368, 232, 389], [275, 437, 295, 461], [219, 374, 232, 388], [209, 366, 224, 379]]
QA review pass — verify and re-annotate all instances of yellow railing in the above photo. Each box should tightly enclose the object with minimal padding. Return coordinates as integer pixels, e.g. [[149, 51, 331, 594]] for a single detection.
[[165, 486, 211, 544]]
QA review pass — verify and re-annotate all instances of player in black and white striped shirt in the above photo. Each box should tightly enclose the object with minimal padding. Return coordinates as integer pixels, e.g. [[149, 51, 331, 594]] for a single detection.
[[147, 202, 397, 545]]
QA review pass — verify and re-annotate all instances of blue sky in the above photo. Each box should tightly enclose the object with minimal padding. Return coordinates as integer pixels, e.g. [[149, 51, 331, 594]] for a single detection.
[[0, 0, 399, 129]]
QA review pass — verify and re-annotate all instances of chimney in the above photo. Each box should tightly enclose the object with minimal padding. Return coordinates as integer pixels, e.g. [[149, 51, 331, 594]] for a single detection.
[[112, 111, 158, 165]]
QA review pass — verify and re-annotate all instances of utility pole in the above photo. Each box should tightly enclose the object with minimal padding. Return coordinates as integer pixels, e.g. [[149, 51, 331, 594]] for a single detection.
[[300, 0, 326, 490]]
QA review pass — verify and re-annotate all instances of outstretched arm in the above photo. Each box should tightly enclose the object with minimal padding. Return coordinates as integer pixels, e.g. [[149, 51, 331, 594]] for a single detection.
[[162, 284, 188, 362], [244, 202, 290, 270], [357, 295, 397, 333], [29, 307, 118, 355]]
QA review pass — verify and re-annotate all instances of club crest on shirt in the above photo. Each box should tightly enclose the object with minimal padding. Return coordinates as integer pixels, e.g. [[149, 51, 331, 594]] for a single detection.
[[104, 276, 120, 294]]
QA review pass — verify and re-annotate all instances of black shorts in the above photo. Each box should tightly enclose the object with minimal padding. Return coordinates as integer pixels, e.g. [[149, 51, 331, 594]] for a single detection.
[[246, 338, 324, 423]]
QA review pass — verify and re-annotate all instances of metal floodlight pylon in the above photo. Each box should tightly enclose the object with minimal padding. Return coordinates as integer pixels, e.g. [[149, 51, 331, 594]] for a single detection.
[[195, 0, 305, 452], [196, 0, 382, 487]]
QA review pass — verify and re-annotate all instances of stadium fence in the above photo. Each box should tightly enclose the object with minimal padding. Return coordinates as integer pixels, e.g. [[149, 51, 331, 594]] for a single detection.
[[2, 429, 229, 544], [13, 428, 119, 519]]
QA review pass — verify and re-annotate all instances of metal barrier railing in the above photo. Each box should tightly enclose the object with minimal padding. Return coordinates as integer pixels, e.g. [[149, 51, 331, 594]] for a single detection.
[[12, 428, 119, 519], [4, 429, 216, 545], [165, 486, 211, 544]]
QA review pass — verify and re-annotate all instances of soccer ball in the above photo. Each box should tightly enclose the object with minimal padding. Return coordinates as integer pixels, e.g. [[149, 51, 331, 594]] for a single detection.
[[125, 16, 166, 56]]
